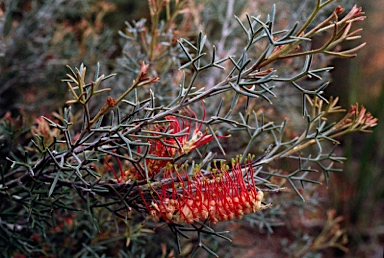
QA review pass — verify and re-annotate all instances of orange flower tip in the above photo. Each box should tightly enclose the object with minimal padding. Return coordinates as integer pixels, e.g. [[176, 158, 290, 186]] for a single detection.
[[166, 212, 173, 221], [236, 214, 243, 220], [210, 218, 219, 224], [201, 211, 209, 219], [257, 191, 264, 199], [244, 208, 252, 215], [221, 215, 228, 221], [106, 96, 116, 107], [335, 6, 345, 15]]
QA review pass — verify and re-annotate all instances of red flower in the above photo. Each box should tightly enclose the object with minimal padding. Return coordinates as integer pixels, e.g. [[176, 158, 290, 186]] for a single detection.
[[163, 106, 221, 154], [139, 158, 264, 224], [123, 106, 229, 180]]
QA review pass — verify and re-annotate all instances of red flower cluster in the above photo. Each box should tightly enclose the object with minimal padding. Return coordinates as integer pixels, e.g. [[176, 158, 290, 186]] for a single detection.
[[122, 106, 228, 180], [139, 158, 264, 224]]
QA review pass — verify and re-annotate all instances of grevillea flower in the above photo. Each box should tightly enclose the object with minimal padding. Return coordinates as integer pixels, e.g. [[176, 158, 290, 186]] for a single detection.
[[339, 5, 365, 24], [139, 158, 264, 224], [124, 106, 229, 180], [346, 103, 378, 130], [164, 107, 222, 154], [334, 103, 378, 133], [137, 61, 160, 85], [30, 116, 61, 150]]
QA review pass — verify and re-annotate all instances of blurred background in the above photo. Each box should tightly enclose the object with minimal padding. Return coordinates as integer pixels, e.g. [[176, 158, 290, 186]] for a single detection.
[[0, 0, 382, 257]]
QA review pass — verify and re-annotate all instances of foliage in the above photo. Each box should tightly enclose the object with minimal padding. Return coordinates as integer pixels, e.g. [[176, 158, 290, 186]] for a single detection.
[[0, 0, 378, 257]]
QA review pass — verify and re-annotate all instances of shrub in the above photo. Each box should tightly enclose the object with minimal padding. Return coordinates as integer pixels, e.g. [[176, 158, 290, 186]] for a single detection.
[[0, 1, 377, 257]]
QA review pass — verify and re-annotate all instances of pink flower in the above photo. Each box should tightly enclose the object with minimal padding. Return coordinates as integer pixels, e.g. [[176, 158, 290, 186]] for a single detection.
[[339, 5, 365, 24], [348, 104, 378, 130], [333, 103, 378, 134], [137, 61, 159, 84]]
